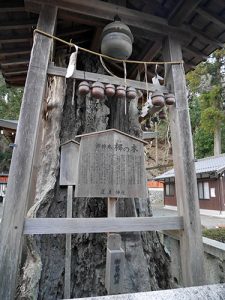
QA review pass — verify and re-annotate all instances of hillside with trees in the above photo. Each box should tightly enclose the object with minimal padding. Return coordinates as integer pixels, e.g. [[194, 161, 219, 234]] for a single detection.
[[0, 74, 23, 173], [187, 49, 225, 158]]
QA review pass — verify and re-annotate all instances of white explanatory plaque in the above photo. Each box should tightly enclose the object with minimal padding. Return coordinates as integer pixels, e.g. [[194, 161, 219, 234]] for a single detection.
[[60, 140, 80, 186], [75, 129, 148, 198]]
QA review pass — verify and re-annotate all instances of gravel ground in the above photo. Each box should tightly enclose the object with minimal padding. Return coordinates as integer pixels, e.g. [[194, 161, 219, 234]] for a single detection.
[[152, 204, 225, 229]]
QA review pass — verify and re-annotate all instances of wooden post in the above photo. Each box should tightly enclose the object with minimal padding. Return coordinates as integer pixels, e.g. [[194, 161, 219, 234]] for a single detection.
[[64, 185, 73, 299], [106, 198, 125, 295], [59, 140, 79, 298], [108, 197, 117, 218], [0, 5, 57, 299], [162, 36, 205, 286]]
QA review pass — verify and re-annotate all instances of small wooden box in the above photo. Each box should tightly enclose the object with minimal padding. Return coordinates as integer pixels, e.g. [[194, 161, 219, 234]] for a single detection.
[[75, 129, 148, 198], [60, 140, 80, 186]]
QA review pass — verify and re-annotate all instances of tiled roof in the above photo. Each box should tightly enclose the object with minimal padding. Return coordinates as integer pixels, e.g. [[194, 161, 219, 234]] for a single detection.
[[155, 154, 225, 180], [0, 119, 18, 130]]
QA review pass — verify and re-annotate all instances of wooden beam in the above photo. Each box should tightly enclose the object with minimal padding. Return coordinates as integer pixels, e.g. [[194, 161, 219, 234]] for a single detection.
[[163, 37, 205, 287], [0, 5, 57, 300], [58, 27, 92, 38], [107, 61, 124, 73], [59, 9, 106, 27], [195, 7, 225, 30], [1, 60, 29, 68], [0, 48, 31, 57], [4, 76, 26, 83], [25, 1, 106, 27], [0, 6, 25, 12], [142, 1, 169, 16], [5, 80, 25, 87], [90, 27, 103, 52], [47, 64, 169, 93], [183, 45, 208, 60], [23, 216, 184, 234], [0, 55, 30, 64], [186, 25, 224, 48], [130, 41, 162, 78], [0, 33, 33, 44], [167, 1, 224, 48], [3, 78, 26, 87], [168, 0, 202, 26], [3, 70, 28, 77], [26, 0, 194, 43], [0, 20, 37, 30]]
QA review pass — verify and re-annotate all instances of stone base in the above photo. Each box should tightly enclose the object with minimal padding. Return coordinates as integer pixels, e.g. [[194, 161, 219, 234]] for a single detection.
[[73, 284, 225, 300]]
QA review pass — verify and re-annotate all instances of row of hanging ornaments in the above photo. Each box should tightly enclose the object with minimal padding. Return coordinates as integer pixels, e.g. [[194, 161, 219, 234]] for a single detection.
[[78, 81, 175, 106], [75, 18, 176, 115]]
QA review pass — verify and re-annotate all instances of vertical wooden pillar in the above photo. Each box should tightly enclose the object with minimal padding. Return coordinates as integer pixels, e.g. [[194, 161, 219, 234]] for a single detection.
[[162, 37, 205, 286], [0, 5, 57, 299], [64, 185, 73, 299]]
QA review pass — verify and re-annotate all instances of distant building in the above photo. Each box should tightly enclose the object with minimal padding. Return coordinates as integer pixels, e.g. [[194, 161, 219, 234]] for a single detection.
[[0, 119, 17, 142], [0, 174, 8, 203], [155, 154, 225, 216], [147, 180, 164, 205], [0, 119, 18, 203]]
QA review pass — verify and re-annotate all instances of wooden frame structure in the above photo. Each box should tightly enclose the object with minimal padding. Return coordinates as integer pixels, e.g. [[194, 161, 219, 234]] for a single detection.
[[1, 0, 225, 86], [1, 0, 224, 298]]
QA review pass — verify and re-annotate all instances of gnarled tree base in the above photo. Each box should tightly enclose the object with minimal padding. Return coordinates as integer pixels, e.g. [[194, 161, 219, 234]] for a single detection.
[[18, 55, 174, 300]]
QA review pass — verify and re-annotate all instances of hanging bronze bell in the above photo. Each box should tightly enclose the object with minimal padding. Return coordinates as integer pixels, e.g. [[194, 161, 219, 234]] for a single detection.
[[151, 91, 165, 107], [101, 21, 134, 60], [91, 82, 105, 99], [105, 84, 116, 97], [116, 85, 126, 98], [165, 93, 176, 105], [126, 87, 137, 99], [78, 81, 90, 96], [159, 110, 166, 120]]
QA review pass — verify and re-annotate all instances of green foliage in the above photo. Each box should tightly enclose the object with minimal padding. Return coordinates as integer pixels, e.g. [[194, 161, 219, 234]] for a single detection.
[[194, 127, 214, 158], [199, 85, 222, 110], [187, 49, 225, 158], [202, 228, 225, 243], [0, 74, 23, 120], [201, 107, 225, 134], [189, 96, 201, 132], [0, 74, 23, 172], [157, 120, 169, 142]]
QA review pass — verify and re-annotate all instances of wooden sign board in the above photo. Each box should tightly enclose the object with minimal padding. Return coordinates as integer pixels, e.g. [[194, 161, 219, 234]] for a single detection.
[[75, 129, 148, 198], [60, 140, 80, 186]]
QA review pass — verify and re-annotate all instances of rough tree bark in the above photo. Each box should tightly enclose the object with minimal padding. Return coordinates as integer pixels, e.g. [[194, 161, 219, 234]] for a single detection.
[[18, 53, 174, 300]]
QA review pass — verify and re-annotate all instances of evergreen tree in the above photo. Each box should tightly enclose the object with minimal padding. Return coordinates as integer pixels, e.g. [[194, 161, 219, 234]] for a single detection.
[[187, 49, 225, 158], [0, 73, 23, 120], [0, 73, 23, 172]]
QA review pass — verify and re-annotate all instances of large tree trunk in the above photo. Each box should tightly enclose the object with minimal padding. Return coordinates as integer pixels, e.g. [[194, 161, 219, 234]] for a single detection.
[[18, 53, 174, 299]]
